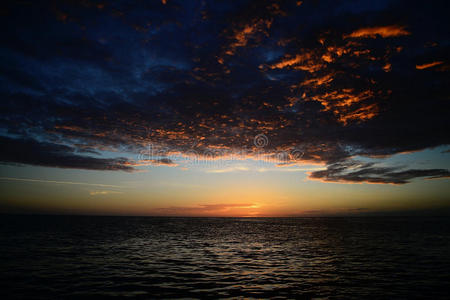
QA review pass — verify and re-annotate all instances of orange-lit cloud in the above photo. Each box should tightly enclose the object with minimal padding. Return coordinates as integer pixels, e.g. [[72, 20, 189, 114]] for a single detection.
[[225, 19, 272, 56], [270, 53, 310, 69], [416, 61, 444, 70], [308, 89, 377, 124], [269, 52, 325, 73], [301, 74, 334, 87], [337, 103, 379, 125], [344, 25, 411, 39]]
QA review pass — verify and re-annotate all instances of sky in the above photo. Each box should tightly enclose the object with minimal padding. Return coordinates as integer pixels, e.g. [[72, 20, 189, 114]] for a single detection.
[[1, 0, 449, 217]]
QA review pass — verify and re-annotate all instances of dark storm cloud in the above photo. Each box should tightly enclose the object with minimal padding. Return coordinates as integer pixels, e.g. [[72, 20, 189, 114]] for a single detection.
[[0, 0, 449, 181], [0, 136, 135, 172]]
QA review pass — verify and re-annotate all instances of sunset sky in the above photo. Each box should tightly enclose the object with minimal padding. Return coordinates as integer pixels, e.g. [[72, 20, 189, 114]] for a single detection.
[[1, 0, 449, 216]]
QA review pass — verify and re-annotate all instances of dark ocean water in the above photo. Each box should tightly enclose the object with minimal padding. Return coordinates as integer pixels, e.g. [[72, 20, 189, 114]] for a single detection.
[[0, 216, 449, 299]]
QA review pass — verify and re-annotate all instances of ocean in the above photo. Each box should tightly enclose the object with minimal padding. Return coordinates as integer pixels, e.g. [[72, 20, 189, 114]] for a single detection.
[[0, 216, 449, 299]]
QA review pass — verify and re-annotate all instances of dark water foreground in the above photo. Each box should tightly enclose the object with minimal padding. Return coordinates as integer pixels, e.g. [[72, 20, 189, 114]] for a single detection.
[[0, 216, 449, 299]]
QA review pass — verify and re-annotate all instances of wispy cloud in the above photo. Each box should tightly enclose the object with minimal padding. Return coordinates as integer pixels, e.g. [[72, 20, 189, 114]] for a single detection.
[[257, 167, 324, 172], [206, 166, 250, 173], [89, 190, 124, 196], [0, 177, 124, 188], [416, 61, 444, 70]]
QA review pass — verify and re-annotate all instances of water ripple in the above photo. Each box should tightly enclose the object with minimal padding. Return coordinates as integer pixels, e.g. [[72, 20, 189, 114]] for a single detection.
[[0, 216, 449, 299]]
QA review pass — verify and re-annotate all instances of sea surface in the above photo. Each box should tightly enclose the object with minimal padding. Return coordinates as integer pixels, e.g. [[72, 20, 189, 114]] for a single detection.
[[0, 216, 449, 299]]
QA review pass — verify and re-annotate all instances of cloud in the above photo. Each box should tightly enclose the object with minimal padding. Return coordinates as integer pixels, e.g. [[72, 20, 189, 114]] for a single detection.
[[343, 25, 411, 39], [258, 167, 323, 172], [131, 158, 178, 167], [0, 136, 136, 172], [225, 19, 272, 56], [206, 166, 249, 173], [0, 0, 449, 184], [0, 177, 124, 188], [416, 61, 444, 70], [270, 53, 312, 69], [89, 190, 123, 196], [309, 161, 450, 184]]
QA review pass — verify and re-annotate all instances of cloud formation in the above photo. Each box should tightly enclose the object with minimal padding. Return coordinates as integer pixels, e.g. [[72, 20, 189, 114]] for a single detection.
[[309, 161, 450, 184], [0, 136, 135, 172], [0, 0, 449, 183], [343, 25, 411, 39]]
